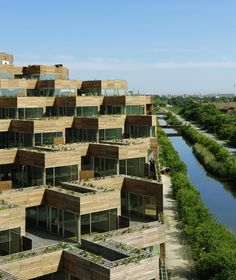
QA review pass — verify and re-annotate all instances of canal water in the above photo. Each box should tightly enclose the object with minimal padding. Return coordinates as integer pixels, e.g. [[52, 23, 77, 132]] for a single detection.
[[159, 117, 236, 234]]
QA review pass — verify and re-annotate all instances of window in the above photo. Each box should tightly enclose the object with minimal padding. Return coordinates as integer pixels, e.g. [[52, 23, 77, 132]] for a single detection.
[[18, 108, 43, 119], [126, 105, 144, 115], [0, 228, 21, 256], [76, 106, 98, 116], [34, 132, 63, 146], [0, 164, 12, 181], [66, 128, 97, 143], [46, 165, 78, 186], [99, 128, 122, 141], [81, 209, 117, 235], [0, 108, 17, 119], [119, 157, 145, 177], [121, 192, 157, 221], [94, 157, 117, 177]]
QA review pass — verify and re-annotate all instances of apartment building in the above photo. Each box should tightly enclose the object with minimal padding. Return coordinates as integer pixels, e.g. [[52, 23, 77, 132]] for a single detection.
[[0, 52, 165, 280]]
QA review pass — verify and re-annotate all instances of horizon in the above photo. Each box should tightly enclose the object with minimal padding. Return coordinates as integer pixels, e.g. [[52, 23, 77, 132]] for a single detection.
[[1, 0, 235, 94]]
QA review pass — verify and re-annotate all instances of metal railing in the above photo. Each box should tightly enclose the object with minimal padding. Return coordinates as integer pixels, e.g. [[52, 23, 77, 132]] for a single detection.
[[160, 259, 168, 280]]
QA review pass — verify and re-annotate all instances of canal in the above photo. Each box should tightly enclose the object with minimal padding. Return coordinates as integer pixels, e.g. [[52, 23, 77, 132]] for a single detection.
[[159, 117, 236, 234]]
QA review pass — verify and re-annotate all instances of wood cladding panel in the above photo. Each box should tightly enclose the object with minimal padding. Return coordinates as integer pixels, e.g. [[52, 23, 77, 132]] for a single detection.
[[0, 207, 25, 235], [111, 224, 165, 248], [0, 181, 12, 191], [88, 144, 118, 159], [0, 149, 17, 164], [0, 79, 36, 89], [0, 188, 45, 208], [0, 98, 17, 107], [76, 96, 102, 106], [0, 53, 13, 63], [80, 191, 120, 215], [126, 95, 154, 105], [126, 115, 153, 125], [33, 117, 73, 132], [53, 96, 76, 107], [62, 250, 110, 280], [150, 137, 158, 160], [110, 256, 159, 280], [0, 251, 63, 280], [0, 120, 11, 131], [45, 189, 80, 213], [73, 117, 98, 129], [44, 149, 85, 167], [123, 177, 163, 213], [16, 150, 45, 166], [123, 177, 162, 197], [10, 120, 34, 133], [119, 144, 149, 160], [101, 80, 128, 89], [98, 116, 125, 129], [86, 177, 124, 191], [102, 96, 125, 105], [16, 97, 47, 108], [81, 80, 102, 89], [79, 170, 94, 180]]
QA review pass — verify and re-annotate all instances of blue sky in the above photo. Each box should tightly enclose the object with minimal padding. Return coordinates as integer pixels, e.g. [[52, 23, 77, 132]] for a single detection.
[[1, 0, 236, 94]]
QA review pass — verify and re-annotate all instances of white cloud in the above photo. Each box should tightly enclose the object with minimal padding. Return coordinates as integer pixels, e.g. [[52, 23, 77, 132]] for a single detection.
[[68, 58, 236, 71], [14, 54, 236, 71]]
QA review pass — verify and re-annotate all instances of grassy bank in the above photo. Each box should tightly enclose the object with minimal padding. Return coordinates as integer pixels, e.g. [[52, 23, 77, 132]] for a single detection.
[[181, 125, 236, 181], [157, 127, 236, 280], [165, 111, 236, 181]]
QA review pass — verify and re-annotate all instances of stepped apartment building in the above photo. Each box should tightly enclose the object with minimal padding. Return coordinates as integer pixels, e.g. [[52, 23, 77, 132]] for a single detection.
[[0, 52, 165, 280]]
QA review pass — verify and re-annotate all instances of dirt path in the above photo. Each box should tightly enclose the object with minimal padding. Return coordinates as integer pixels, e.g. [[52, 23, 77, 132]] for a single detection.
[[162, 174, 196, 279]]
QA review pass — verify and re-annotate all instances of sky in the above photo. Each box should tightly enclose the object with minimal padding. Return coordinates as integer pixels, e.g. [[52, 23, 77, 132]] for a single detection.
[[1, 0, 236, 94]]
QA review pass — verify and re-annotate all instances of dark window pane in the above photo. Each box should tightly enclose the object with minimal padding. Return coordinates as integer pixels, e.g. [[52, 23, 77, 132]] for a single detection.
[[91, 210, 109, 233], [81, 214, 90, 235]]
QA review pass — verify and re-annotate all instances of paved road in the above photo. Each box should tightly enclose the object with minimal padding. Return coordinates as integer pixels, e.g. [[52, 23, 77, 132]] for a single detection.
[[162, 175, 196, 279], [171, 112, 236, 157]]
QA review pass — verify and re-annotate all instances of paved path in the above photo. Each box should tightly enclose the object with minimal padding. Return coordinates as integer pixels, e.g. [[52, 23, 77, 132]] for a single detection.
[[162, 175, 196, 279]]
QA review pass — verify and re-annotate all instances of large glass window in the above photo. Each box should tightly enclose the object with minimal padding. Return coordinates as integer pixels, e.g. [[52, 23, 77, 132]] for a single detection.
[[81, 214, 90, 235], [127, 125, 151, 138], [0, 108, 17, 119], [81, 209, 117, 235], [51, 207, 59, 234], [0, 88, 26, 97], [101, 105, 125, 115], [121, 192, 157, 221], [64, 211, 77, 238], [66, 128, 97, 143], [0, 228, 21, 256], [0, 132, 8, 148], [76, 106, 98, 116], [126, 105, 144, 115], [92, 210, 109, 233], [8, 132, 33, 148], [0, 164, 12, 181], [34, 132, 63, 146], [119, 157, 145, 177], [0, 230, 9, 255], [18, 108, 43, 119], [99, 128, 122, 141], [81, 156, 92, 170], [101, 89, 126, 96], [94, 157, 117, 177], [46, 165, 78, 186], [9, 228, 21, 254]]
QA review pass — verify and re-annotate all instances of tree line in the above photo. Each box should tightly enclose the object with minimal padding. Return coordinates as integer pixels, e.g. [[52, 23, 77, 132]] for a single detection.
[[169, 98, 236, 147]]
